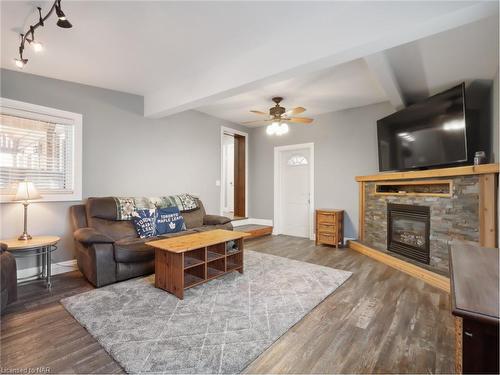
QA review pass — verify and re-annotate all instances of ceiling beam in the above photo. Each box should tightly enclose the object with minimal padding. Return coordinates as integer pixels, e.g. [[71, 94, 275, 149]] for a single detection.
[[144, 1, 498, 119], [364, 52, 406, 110]]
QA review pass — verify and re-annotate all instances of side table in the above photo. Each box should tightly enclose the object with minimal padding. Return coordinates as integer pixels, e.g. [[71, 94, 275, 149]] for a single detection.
[[0, 236, 60, 289]]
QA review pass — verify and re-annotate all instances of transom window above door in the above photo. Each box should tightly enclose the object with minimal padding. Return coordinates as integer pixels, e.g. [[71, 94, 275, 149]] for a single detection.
[[287, 154, 308, 166], [0, 98, 82, 202]]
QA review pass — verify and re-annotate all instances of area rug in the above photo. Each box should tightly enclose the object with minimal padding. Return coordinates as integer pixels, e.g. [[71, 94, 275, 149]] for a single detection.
[[61, 250, 351, 374]]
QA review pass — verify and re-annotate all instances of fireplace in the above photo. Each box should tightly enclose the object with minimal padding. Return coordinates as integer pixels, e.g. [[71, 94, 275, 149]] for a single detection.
[[387, 203, 430, 264]]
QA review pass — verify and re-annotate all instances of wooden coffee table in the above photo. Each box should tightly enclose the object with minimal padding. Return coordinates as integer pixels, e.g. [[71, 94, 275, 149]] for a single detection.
[[146, 229, 250, 299]]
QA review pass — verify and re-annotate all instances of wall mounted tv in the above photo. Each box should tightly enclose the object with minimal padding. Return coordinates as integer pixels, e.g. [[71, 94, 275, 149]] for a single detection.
[[377, 83, 469, 172]]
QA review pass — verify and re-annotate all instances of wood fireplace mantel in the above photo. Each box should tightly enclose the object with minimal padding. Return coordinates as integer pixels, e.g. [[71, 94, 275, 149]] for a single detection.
[[350, 163, 499, 292], [355, 163, 499, 182]]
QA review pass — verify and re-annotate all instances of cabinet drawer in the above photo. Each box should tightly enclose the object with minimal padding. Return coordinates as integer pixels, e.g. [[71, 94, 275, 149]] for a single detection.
[[318, 223, 335, 233], [318, 232, 337, 244], [317, 212, 336, 224]]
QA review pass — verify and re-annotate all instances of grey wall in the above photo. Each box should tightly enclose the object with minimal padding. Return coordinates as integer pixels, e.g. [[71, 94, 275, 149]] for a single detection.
[[248, 102, 395, 239], [0, 69, 245, 269]]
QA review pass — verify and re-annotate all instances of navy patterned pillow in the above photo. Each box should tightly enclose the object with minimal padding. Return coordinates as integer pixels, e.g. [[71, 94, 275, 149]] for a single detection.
[[156, 207, 186, 235], [131, 209, 156, 238]]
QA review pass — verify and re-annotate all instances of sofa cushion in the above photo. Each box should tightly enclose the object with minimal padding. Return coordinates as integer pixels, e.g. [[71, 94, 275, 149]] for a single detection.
[[87, 197, 118, 220], [114, 237, 158, 263], [182, 199, 206, 229], [88, 217, 137, 242], [131, 209, 157, 238], [156, 207, 186, 235]]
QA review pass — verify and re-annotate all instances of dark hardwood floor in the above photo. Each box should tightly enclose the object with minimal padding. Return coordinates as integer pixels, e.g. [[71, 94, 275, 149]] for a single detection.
[[1, 235, 454, 374]]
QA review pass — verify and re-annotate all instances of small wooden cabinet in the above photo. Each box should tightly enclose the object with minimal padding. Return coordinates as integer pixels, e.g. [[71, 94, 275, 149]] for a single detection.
[[315, 209, 344, 248]]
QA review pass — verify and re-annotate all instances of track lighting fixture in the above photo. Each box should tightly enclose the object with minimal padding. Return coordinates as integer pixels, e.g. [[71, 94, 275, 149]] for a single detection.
[[28, 26, 43, 52], [55, 1, 72, 28], [13, 0, 73, 69]]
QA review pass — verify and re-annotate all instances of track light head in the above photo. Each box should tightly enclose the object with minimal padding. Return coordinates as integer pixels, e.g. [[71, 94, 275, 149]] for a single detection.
[[14, 58, 28, 69], [55, 1, 72, 28], [56, 18, 72, 28], [31, 40, 43, 52]]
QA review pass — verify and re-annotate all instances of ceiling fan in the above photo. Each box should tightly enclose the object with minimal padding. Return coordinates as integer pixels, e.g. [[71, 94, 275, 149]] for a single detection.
[[242, 97, 313, 135]]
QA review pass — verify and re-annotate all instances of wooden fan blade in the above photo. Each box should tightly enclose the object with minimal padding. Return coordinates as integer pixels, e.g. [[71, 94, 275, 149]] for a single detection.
[[241, 119, 272, 124], [286, 107, 306, 116], [250, 110, 269, 116], [287, 117, 314, 124]]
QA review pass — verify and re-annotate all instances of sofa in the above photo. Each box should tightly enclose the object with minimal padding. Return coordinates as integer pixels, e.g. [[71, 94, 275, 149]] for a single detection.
[[70, 197, 232, 287], [1, 243, 18, 314]]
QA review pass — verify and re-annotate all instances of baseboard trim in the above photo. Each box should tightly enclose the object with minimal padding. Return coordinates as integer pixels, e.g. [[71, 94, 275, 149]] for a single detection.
[[348, 240, 450, 293], [17, 259, 78, 280], [232, 218, 273, 227]]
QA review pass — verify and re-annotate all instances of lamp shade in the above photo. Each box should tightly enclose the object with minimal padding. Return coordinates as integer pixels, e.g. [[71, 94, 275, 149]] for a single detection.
[[14, 181, 42, 201]]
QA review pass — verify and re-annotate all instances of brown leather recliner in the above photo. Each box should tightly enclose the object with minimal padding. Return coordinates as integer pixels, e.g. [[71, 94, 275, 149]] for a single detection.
[[1, 243, 18, 314], [70, 197, 232, 287]]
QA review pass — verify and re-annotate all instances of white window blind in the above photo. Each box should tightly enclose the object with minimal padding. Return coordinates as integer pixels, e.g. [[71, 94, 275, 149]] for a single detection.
[[0, 114, 74, 195]]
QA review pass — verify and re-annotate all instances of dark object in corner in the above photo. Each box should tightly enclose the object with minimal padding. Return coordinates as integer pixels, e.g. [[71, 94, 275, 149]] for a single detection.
[[449, 241, 499, 374], [0, 243, 18, 314]]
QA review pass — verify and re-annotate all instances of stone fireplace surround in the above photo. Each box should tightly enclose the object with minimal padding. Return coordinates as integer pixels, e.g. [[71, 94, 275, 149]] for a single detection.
[[364, 175, 479, 275], [353, 164, 498, 280]]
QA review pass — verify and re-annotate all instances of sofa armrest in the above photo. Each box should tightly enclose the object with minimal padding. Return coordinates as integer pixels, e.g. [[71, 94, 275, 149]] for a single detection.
[[203, 214, 231, 226], [74, 228, 114, 245]]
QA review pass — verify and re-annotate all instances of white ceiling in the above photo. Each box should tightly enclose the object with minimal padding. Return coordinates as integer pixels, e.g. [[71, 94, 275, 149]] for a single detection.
[[197, 58, 388, 126], [385, 16, 499, 103], [1, 1, 498, 121], [199, 15, 499, 126]]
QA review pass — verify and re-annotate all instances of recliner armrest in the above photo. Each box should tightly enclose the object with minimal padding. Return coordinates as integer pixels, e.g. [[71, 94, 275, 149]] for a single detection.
[[74, 228, 114, 245], [203, 214, 231, 226]]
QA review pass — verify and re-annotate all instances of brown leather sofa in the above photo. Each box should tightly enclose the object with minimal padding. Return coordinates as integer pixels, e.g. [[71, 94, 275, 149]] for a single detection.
[[1, 243, 17, 314], [70, 197, 232, 287]]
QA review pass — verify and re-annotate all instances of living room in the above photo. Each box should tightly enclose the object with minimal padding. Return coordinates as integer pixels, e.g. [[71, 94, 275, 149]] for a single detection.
[[1, 1, 499, 374]]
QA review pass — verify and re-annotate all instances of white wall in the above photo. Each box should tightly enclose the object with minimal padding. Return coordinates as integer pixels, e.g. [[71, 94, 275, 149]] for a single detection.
[[0, 69, 245, 269], [248, 102, 395, 239]]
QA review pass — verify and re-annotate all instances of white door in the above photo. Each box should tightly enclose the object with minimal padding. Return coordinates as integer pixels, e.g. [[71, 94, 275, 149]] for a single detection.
[[279, 148, 311, 238]]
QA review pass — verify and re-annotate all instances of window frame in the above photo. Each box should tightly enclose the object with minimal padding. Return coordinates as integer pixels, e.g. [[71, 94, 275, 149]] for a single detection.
[[0, 98, 82, 202]]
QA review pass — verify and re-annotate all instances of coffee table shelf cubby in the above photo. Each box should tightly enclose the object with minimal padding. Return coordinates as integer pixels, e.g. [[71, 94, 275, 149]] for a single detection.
[[146, 230, 250, 299]]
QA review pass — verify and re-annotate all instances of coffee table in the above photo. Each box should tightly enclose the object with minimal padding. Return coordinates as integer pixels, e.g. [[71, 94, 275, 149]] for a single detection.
[[146, 229, 250, 299]]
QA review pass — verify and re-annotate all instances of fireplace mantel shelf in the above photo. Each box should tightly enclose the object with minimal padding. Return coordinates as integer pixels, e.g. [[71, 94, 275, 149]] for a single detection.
[[356, 163, 499, 182]]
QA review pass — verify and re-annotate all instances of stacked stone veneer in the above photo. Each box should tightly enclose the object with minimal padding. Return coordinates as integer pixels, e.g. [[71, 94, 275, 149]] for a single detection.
[[364, 175, 480, 275]]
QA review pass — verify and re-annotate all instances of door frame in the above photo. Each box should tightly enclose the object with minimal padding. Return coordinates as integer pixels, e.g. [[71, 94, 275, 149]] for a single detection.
[[220, 126, 249, 217], [274, 142, 315, 240]]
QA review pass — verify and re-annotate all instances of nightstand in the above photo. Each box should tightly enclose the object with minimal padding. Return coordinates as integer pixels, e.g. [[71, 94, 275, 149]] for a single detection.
[[315, 209, 344, 248]]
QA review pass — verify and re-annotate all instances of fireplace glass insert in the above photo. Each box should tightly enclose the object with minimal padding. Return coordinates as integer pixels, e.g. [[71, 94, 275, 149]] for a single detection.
[[387, 203, 430, 264]]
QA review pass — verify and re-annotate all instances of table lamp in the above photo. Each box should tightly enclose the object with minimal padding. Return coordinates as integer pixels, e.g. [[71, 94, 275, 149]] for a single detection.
[[14, 181, 42, 240]]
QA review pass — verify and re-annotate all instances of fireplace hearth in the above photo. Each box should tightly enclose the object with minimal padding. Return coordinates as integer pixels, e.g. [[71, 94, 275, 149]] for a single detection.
[[387, 203, 430, 264]]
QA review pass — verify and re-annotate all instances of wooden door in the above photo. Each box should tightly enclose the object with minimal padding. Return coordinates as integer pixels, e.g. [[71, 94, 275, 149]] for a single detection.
[[233, 134, 246, 217]]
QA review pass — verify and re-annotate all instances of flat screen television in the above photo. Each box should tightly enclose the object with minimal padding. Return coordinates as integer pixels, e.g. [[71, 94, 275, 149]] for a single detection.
[[377, 83, 467, 172]]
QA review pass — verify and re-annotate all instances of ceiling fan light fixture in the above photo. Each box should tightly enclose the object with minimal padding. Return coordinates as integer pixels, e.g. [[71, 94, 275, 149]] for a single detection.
[[266, 121, 288, 136]]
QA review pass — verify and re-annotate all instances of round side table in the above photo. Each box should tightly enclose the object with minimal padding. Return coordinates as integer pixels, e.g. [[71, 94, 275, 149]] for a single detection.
[[1, 236, 60, 289]]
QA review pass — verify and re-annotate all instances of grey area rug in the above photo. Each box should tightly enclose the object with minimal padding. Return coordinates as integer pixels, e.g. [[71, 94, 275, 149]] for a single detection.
[[61, 250, 352, 374]]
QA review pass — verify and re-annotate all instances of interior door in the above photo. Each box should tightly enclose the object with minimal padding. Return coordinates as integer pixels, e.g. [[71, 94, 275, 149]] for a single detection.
[[223, 142, 234, 211], [280, 148, 311, 238]]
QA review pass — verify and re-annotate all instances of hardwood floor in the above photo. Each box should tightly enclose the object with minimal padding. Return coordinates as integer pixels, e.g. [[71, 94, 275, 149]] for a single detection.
[[1, 235, 454, 374]]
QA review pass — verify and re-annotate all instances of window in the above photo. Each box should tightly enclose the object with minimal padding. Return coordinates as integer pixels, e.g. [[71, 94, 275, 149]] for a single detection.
[[0, 98, 82, 202], [287, 154, 308, 166]]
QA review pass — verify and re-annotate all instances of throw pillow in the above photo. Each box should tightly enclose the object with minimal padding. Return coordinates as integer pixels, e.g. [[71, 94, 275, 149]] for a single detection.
[[156, 207, 186, 234], [131, 209, 156, 238]]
